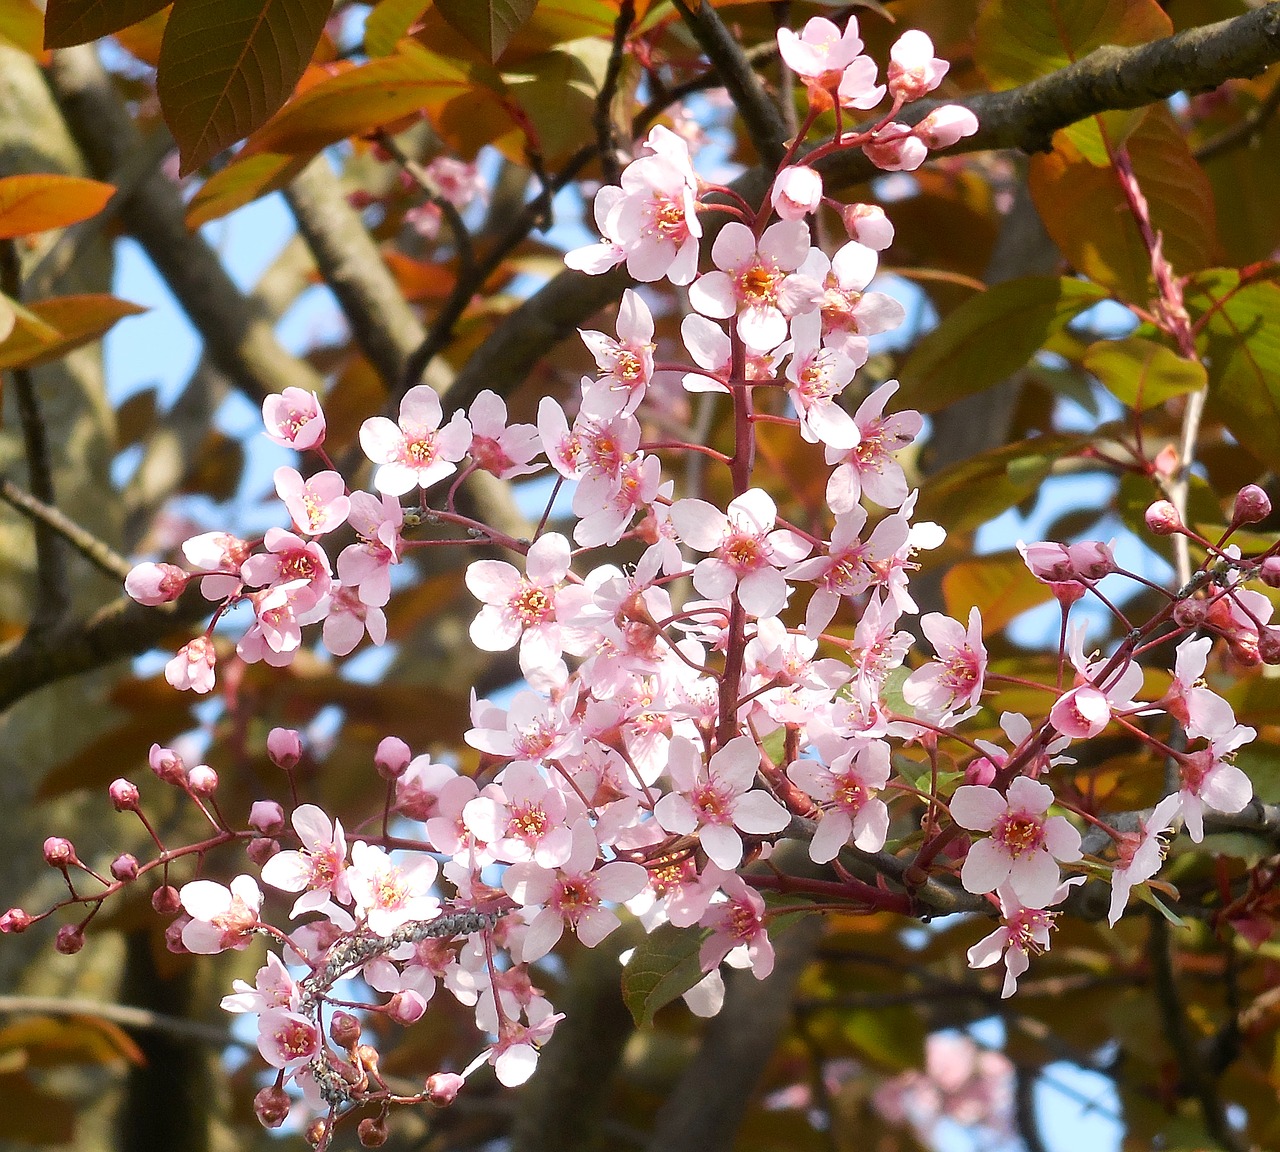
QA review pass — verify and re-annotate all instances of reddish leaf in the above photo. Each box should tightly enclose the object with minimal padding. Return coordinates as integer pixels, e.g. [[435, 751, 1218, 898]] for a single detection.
[[0, 174, 114, 239], [435, 0, 537, 63], [157, 0, 332, 175], [43, 0, 169, 48], [246, 41, 473, 156], [0, 295, 146, 371]]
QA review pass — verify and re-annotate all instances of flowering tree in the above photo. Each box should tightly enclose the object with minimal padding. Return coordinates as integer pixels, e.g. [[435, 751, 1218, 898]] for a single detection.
[[3, 2, 1280, 1150]]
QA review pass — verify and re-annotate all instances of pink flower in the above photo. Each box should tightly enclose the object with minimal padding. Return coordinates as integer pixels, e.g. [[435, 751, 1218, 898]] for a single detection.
[[262, 388, 325, 451], [966, 880, 1079, 997], [678, 313, 788, 394], [687, 220, 822, 352], [770, 165, 823, 221], [1108, 794, 1180, 926], [240, 528, 331, 607], [669, 488, 811, 617], [951, 777, 1081, 908], [179, 874, 262, 954], [463, 760, 581, 867], [322, 584, 387, 656], [347, 842, 440, 936], [503, 821, 648, 960], [887, 30, 949, 101], [578, 289, 656, 418], [221, 953, 298, 1014], [259, 804, 350, 917], [337, 491, 404, 608], [466, 390, 541, 480], [256, 1008, 320, 1070], [126, 562, 190, 606], [273, 467, 349, 536], [654, 735, 790, 870], [359, 384, 472, 496], [424, 155, 485, 209], [1176, 724, 1255, 843], [799, 240, 906, 362], [166, 636, 217, 694], [840, 203, 894, 250], [486, 998, 564, 1087], [785, 310, 859, 449], [698, 870, 775, 978], [863, 123, 929, 172], [182, 531, 250, 600], [776, 16, 882, 111], [788, 739, 891, 863], [902, 607, 987, 721]]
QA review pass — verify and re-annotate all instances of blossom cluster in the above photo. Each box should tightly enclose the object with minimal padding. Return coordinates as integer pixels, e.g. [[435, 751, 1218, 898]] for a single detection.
[[9, 14, 1279, 1148]]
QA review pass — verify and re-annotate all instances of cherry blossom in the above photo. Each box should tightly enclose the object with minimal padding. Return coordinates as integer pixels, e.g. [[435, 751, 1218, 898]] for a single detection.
[[1108, 794, 1181, 926], [887, 30, 949, 101], [166, 636, 217, 694], [359, 384, 472, 496], [824, 381, 923, 512], [770, 165, 823, 221], [788, 737, 891, 862], [800, 241, 906, 363], [180, 874, 263, 954], [262, 388, 326, 451], [578, 289, 656, 418], [966, 880, 1082, 997], [347, 841, 440, 936], [273, 467, 349, 536], [903, 607, 988, 722], [466, 390, 542, 480], [259, 803, 350, 917], [337, 491, 404, 608], [698, 870, 775, 978]]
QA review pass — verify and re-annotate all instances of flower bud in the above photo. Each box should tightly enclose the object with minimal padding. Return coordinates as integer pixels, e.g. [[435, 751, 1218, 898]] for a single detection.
[[249, 799, 285, 835], [964, 756, 997, 787], [0, 907, 32, 933], [1173, 598, 1207, 628], [839, 202, 894, 250], [426, 1072, 464, 1106], [246, 837, 279, 867], [1067, 540, 1117, 581], [1233, 484, 1271, 525], [152, 884, 182, 915], [149, 743, 187, 785], [43, 837, 76, 868], [187, 765, 218, 794], [1145, 500, 1181, 536], [914, 105, 978, 149], [111, 853, 139, 882], [358, 1117, 388, 1148], [1261, 557, 1280, 588], [770, 165, 823, 221], [386, 991, 427, 1025], [109, 778, 141, 812], [305, 1119, 329, 1148], [330, 1011, 362, 1048], [124, 562, 190, 606], [375, 736, 412, 780], [1260, 627, 1280, 665], [266, 727, 303, 770], [55, 925, 84, 954], [254, 1086, 291, 1129], [165, 916, 191, 953], [356, 1044, 381, 1076]]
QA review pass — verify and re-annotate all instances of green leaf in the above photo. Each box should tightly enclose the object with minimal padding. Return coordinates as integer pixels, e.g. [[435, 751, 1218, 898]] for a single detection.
[[842, 1005, 927, 1072], [897, 276, 1107, 413], [1083, 335, 1206, 411], [1188, 269, 1280, 469], [247, 41, 474, 156], [975, 0, 1171, 90], [43, 0, 169, 48], [158, 0, 332, 175], [365, 0, 430, 56], [436, 0, 538, 62], [621, 922, 708, 1027]]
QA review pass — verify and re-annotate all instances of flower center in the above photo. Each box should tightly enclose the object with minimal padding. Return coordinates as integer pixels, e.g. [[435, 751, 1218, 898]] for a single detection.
[[997, 812, 1044, 859], [511, 583, 554, 626], [738, 262, 782, 305]]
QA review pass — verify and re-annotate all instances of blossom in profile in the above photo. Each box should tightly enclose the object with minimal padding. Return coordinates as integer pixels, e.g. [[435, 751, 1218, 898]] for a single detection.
[[180, 874, 262, 954]]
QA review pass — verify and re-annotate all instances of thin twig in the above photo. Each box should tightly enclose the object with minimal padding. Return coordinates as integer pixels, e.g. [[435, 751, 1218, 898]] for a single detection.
[[594, 0, 636, 186], [0, 478, 132, 581], [374, 132, 475, 278]]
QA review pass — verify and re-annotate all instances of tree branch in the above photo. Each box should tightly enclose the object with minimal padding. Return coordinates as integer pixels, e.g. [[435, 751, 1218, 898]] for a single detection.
[[0, 993, 233, 1048], [0, 478, 131, 581]]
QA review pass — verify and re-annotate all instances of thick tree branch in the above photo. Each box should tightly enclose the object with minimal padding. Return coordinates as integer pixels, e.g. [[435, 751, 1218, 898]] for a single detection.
[[444, 3, 1280, 415]]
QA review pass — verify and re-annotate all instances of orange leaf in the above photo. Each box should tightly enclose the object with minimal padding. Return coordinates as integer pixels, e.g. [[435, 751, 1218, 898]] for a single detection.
[[0, 174, 115, 239], [383, 250, 458, 303], [0, 0, 46, 57], [0, 295, 146, 371], [184, 150, 311, 228]]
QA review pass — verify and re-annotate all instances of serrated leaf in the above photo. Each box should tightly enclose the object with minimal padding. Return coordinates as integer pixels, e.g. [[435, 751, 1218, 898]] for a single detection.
[[1083, 335, 1206, 412], [1187, 269, 1280, 470], [0, 174, 114, 238], [1029, 105, 1220, 302], [622, 922, 708, 1026], [897, 276, 1107, 413], [437, 0, 538, 63], [975, 0, 1171, 90], [43, 0, 169, 48], [0, 0, 44, 56], [246, 41, 474, 156], [158, 0, 332, 175], [365, 0, 430, 55], [941, 551, 1054, 634], [0, 295, 146, 371]]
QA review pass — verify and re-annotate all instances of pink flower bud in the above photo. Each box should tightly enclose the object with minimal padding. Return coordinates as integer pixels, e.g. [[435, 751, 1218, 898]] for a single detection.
[[386, 990, 427, 1025], [152, 884, 182, 915], [770, 165, 823, 221], [254, 1086, 292, 1130], [1260, 627, 1280, 665], [887, 30, 949, 102], [1233, 484, 1271, 525], [125, 562, 190, 606], [358, 1117, 388, 1148], [43, 837, 76, 868], [426, 1072, 465, 1106], [1066, 541, 1117, 581], [863, 124, 928, 172], [914, 105, 979, 149], [964, 756, 997, 787], [1153, 444, 1179, 478], [55, 925, 85, 954], [166, 637, 217, 694], [839, 202, 894, 249], [266, 727, 303, 770], [330, 1011, 362, 1048], [0, 907, 32, 933], [109, 778, 140, 812], [187, 764, 218, 794], [249, 799, 285, 834], [1145, 500, 1181, 536], [247, 837, 280, 867], [375, 736, 412, 780], [111, 853, 139, 882], [165, 916, 191, 953], [1173, 598, 1207, 628], [149, 743, 187, 785], [1260, 557, 1280, 588]]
